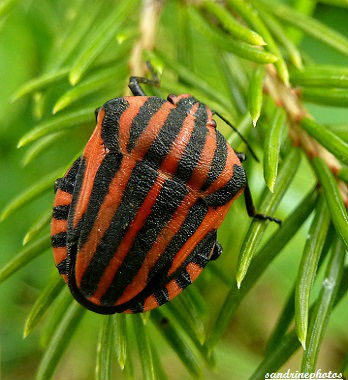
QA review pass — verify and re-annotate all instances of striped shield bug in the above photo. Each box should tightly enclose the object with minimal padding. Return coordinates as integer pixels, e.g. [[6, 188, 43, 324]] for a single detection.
[[51, 73, 280, 314]]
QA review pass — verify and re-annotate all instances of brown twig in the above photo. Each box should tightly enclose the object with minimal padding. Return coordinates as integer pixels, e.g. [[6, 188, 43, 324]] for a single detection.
[[125, 0, 162, 94], [264, 65, 348, 206]]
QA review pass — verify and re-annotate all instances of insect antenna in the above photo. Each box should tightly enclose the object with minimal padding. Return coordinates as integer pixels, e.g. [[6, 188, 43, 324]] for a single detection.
[[213, 111, 259, 162]]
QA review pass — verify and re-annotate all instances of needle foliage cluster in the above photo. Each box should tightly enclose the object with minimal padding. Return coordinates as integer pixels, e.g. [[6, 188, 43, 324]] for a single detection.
[[0, 0, 347, 379]]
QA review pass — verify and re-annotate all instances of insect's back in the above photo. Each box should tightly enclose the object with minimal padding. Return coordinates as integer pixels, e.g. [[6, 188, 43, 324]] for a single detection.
[[52, 95, 246, 313]]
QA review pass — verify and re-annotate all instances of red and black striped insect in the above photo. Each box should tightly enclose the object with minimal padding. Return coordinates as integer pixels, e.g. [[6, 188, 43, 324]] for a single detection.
[[51, 74, 280, 314]]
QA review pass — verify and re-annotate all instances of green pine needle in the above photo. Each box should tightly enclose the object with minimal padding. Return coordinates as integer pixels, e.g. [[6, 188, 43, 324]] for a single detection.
[[236, 147, 301, 287], [0, 236, 51, 285], [263, 107, 286, 191], [96, 315, 114, 380], [295, 195, 331, 349], [312, 158, 348, 249], [207, 188, 318, 349], [24, 275, 64, 338], [35, 302, 86, 380], [17, 108, 94, 148]]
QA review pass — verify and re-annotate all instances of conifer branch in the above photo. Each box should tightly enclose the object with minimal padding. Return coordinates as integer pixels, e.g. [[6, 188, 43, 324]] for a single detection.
[[264, 65, 348, 206]]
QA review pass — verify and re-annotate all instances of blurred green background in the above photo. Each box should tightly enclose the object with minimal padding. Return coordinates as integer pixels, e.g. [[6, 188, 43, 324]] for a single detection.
[[0, 0, 347, 379]]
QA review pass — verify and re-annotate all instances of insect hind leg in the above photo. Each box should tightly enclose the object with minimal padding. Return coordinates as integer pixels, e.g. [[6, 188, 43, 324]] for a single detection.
[[235, 151, 246, 163], [136, 231, 217, 312], [128, 61, 160, 96]]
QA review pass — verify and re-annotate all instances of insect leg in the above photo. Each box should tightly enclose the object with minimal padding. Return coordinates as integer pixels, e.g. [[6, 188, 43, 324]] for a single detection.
[[235, 151, 246, 163], [210, 240, 223, 261], [128, 61, 160, 96], [129, 231, 216, 312], [243, 183, 282, 225], [213, 111, 259, 162], [54, 178, 62, 193]]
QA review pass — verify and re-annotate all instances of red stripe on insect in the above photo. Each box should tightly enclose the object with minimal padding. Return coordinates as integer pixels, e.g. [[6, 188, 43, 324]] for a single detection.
[[167, 206, 228, 276], [73, 108, 109, 229], [143, 295, 159, 312], [166, 280, 183, 300], [130, 102, 175, 159], [187, 126, 217, 190], [204, 143, 241, 195], [141, 262, 204, 312], [116, 192, 196, 306], [118, 97, 148, 153], [159, 103, 199, 175], [168, 94, 192, 105], [53, 247, 67, 266], [51, 219, 68, 235], [114, 104, 201, 305], [205, 105, 213, 124], [74, 156, 136, 287], [53, 191, 72, 206], [89, 175, 166, 305], [74, 103, 177, 287], [186, 262, 202, 282]]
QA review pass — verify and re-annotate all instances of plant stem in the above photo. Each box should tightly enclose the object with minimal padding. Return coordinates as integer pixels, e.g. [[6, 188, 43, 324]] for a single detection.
[[264, 65, 348, 207], [127, 0, 162, 89]]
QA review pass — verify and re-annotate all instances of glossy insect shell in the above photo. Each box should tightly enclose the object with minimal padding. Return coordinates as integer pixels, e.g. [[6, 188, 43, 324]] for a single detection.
[[51, 94, 246, 314]]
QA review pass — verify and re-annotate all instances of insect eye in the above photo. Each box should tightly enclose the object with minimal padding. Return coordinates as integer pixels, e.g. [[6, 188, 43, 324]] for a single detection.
[[167, 94, 177, 104]]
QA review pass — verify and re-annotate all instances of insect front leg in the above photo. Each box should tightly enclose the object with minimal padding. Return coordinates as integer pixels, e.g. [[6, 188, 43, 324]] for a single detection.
[[128, 61, 160, 96]]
